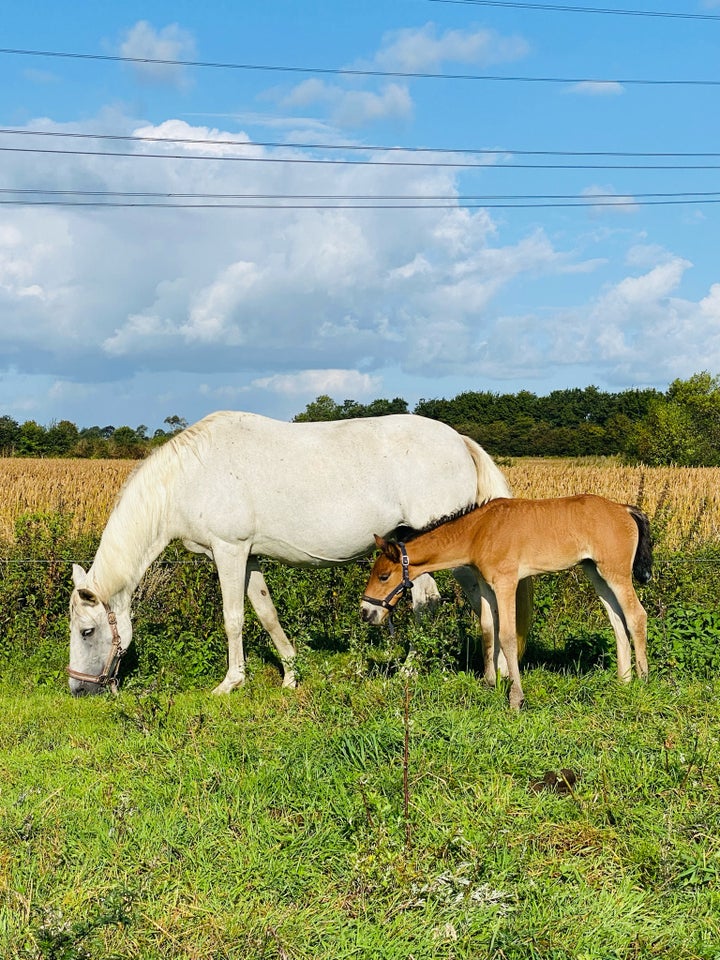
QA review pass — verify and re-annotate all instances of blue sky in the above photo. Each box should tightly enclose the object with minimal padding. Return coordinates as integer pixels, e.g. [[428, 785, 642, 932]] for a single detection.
[[1, 0, 720, 430]]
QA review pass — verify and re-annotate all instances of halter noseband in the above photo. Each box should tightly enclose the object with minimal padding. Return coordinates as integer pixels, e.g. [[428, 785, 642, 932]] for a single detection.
[[362, 542, 414, 634], [67, 603, 124, 693]]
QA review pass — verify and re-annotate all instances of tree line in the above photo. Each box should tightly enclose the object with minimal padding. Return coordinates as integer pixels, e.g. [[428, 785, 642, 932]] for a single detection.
[[2, 373, 720, 465]]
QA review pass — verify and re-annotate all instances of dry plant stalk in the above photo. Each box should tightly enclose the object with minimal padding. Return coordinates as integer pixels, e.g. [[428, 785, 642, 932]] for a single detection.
[[0, 458, 136, 542], [1, 456, 720, 552]]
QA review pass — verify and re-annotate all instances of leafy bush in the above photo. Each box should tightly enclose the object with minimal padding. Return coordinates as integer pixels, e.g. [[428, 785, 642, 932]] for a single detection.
[[4, 509, 720, 690], [648, 604, 720, 679]]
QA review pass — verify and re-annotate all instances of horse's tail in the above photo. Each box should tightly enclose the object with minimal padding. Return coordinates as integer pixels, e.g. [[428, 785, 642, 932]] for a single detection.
[[461, 435, 512, 502], [627, 504, 653, 584]]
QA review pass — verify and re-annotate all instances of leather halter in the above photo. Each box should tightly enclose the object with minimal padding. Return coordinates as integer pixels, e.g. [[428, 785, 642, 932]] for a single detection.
[[67, 603, 124, 693], [362, 542, 414, 633]]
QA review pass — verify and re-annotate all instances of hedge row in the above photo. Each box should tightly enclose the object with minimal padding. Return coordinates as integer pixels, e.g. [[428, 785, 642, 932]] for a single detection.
[[3, 511, 720, 691]]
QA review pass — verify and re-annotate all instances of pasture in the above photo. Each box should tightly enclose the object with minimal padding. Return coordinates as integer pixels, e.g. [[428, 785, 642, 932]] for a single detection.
[[2, 455, 720, 958]]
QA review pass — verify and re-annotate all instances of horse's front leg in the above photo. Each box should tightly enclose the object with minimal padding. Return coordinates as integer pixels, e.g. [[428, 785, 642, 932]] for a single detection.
[[246, 559, 297, 688], [410, 572, 442, 619], [211, 541, 252, 695], [452, 566, 505, 684]]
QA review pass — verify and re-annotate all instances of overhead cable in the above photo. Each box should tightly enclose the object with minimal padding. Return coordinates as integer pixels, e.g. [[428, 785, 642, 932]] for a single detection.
[[2, 127, 720, 159], [4, 144, 720, 170], [427, 0, 720, 21], [0, 46, 718, 86]]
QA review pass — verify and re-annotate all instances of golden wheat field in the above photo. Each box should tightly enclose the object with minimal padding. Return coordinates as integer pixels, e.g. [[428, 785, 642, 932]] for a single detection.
[[1, 456, 720, 552]]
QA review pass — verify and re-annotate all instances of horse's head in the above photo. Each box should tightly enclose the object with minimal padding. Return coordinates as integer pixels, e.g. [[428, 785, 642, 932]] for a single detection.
[[360, 535, 414, 626], [68, 565, 132, 696]]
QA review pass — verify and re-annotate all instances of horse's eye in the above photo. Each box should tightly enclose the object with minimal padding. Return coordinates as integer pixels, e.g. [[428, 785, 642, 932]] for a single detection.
[[379, 573, 390, 583], [81, 627, 95, 639]]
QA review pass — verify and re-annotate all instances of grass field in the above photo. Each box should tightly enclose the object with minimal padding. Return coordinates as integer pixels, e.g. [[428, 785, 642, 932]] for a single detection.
[[3, 662, 720, 960], [2, 454, 720, 958]]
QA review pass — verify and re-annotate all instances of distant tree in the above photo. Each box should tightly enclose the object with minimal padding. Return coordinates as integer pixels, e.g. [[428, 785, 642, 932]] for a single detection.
[[46, 419, 79, 456], [0, 415, 20, 455], [293, 396, 344, 422], [109, 426, 146, 459], [164, 415, 188, 434], [364, 397, 409, 417], [17, 420, 48, 456], [630, 372, 720, 466]]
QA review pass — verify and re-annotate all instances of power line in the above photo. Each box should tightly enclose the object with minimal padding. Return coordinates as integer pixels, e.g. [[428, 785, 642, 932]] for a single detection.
[[5, 144, 720, 170], [0, 45, 718, 86], [427, 0, 720, 21], [2, 196, 719, 209], [3, 127, 720, 159], [3, 187, 720, 202]]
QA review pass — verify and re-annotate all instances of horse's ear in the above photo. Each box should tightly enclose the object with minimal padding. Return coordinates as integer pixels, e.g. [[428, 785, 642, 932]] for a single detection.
[[72, 563, 87, 587], [78, 588, 100, 605]]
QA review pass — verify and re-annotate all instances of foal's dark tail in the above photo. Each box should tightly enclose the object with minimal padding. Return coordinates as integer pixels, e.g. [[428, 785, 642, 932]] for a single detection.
[[627, 505, 653, 583]]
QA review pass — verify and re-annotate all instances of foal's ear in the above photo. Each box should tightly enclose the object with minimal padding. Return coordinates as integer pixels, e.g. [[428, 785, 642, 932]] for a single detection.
[[374, 535, 401, 563]]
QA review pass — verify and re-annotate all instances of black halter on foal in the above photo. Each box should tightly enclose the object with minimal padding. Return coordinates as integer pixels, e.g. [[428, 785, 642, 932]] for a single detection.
[[66, 602, 124, 693], [361, 542, 414, 634]]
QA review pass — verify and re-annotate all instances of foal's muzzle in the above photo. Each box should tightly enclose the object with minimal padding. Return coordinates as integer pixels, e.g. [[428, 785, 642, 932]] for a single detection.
[[361, 543, 413, 635]]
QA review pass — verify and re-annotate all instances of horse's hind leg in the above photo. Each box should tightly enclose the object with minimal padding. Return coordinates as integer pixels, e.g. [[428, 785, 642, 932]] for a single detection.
[[582, 561, 648, 682], [246, 559, 298, 688], [490, 577, 525, 710]]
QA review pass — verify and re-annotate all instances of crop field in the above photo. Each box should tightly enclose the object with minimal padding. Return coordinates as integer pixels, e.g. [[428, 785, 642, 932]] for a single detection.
[[2, 454, 720, 958], [2, 455, 720, 551]]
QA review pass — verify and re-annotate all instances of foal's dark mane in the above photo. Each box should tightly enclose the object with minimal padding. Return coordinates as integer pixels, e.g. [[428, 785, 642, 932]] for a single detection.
[[394, 501, 481, 543]]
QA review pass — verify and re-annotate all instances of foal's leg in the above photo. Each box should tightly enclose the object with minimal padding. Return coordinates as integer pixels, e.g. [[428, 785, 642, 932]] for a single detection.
[[245, 559, 298, 688], [452, 566, 502, 684], [491, 577, 525, 710], [211, 541, 252, 694], [582, 562, 648, 682]]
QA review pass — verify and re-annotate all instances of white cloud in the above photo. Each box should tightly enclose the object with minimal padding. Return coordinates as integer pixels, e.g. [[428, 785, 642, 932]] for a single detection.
[[119, 21, 196, 88], [278, 22, 528, 129], [372, 22, 529, 71], [3, 113, 720, 425], [582, 185, 639, 216], [566, 81, 624, 96], [252, 369, 381, 397], [281, 80, 412, 127]]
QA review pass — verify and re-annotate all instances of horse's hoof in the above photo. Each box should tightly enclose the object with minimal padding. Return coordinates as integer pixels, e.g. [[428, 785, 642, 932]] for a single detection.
[[211, 675, 245, 695]]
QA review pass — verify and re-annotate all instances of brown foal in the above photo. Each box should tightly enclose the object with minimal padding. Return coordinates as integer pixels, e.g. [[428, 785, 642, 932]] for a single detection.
[[360, 494, 652, 709]]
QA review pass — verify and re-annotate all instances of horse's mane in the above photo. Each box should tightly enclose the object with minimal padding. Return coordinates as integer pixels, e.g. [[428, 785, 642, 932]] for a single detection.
[[88, 413, 231, 598], [395, 501, 482, 543]]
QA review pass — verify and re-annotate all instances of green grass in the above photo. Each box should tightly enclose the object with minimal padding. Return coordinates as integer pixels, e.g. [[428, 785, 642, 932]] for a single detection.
[[2, 655, 720, 959]]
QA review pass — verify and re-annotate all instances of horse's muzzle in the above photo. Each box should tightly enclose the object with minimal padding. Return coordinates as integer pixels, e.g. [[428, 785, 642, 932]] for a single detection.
[[68, 677, 105, 697]]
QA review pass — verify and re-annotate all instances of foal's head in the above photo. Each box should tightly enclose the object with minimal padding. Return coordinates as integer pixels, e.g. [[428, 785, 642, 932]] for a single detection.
[[360, 535, 413, 626]]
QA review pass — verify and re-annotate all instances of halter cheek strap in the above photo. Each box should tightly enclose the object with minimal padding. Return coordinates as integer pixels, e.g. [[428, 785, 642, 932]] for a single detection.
[[362, 542, 414, 634], [67, 603, 124, 693]]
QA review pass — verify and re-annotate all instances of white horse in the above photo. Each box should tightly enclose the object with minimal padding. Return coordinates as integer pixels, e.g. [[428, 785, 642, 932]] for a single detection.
[[68, 411, 531, 695]]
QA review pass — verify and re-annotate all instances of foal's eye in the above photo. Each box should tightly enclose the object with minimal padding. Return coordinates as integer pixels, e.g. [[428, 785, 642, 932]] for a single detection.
[[81, 627, 95, 639], [379, 573, 390, 583]]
